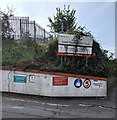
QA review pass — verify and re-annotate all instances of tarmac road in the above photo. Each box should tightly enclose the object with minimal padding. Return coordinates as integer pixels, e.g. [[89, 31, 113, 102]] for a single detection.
[[1, 87, 116, 119]]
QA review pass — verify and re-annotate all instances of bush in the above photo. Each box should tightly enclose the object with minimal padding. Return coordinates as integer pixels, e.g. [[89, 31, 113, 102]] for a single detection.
[[45, 37, 58, 60]]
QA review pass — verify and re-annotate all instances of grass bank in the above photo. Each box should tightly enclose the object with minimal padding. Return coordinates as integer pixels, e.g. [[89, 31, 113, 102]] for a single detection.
[[2, 38, 117, 79]]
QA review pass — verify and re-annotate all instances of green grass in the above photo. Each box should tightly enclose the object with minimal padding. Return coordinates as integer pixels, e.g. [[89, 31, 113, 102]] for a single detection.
[[2, 39, 44, 66]]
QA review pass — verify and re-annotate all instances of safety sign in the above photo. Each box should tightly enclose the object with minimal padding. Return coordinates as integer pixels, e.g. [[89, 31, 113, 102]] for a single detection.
[[29, 75, 35, 83], [83, 78, 91, 89], [14, 74, 27, 83], [92, 81, 103, 88], [74, 78, 82, 88]]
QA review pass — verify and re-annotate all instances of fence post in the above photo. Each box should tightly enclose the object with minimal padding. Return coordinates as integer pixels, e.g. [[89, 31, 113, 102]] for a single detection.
[[26, 17, 29, 33], [34, 21, 36, 41], [20, 19, 22, 40]]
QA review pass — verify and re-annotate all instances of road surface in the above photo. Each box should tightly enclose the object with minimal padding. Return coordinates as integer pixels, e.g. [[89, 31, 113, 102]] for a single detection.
[[1, 87, 116, 119]]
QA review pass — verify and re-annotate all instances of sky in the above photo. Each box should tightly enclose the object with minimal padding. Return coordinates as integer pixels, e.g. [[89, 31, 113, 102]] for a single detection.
[[0, 0, 116, 57]]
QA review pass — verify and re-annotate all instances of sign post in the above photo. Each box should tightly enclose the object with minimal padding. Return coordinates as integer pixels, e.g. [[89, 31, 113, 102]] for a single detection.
[[60, 56, 63, 67], [60, 21, 64, 67]]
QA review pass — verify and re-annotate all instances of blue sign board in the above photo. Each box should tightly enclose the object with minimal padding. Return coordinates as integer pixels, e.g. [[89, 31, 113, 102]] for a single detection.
[[14, 74, 27, 83], [74, 78, 82, 88]]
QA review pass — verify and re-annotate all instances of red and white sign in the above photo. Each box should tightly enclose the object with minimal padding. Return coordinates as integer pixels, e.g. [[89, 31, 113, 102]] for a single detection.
[[83, 79, 91, 89], [53, 77, 68, 86]]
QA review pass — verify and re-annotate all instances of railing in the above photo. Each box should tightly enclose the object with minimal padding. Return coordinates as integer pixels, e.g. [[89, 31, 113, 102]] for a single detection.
[[8, 16, 52, 42]]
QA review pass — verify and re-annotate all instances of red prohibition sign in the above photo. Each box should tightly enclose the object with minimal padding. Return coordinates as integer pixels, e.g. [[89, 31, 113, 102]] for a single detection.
[[83, 78, 91, 89]]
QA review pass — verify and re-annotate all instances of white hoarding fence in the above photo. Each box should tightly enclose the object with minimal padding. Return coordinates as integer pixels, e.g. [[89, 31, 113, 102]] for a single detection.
[[1, 68, 107, 97]]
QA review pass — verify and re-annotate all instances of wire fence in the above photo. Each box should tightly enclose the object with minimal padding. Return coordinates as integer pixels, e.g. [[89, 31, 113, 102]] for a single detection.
[[8, 16, 52, 42]]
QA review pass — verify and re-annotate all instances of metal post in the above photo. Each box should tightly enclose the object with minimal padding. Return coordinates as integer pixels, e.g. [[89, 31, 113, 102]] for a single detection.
[[61, 21, 63, 33], [34, 21, 36, 41], [44, 29, 45, 42], [86, 57, 88, 67], [20, 19, 22, 40], [60, 56, 63, 67], [60, 21, 63, 67], [27, 17, 29, 33]]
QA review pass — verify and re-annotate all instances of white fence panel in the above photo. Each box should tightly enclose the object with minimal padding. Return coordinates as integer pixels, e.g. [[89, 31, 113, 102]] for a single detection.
[[1, 69, 107, 97]]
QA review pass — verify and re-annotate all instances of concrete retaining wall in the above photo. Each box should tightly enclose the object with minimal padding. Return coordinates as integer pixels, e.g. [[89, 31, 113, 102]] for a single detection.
[[1, 68, 107, 97]]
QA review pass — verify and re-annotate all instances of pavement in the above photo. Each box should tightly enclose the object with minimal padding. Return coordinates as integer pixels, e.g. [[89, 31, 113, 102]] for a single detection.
[[1, 87, 116, 119]]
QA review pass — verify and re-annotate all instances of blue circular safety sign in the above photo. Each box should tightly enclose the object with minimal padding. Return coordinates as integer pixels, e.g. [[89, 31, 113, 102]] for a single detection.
[[74, 78, 82, 88]]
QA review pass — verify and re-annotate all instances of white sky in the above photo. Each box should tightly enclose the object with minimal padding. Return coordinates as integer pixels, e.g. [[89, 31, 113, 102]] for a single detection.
[[0, 0, 116, 57]]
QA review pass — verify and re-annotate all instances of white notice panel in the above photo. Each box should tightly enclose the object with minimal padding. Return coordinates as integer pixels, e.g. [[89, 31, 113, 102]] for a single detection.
[[58, 34, 75, 45], [58, 34, 93, 56], [58, 34, 93, 47], [58, 45, 92, 55]]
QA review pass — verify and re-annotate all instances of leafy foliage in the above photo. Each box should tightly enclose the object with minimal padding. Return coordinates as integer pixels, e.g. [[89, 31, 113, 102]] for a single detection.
[[0, 6, 15, 40], [48, 5, 77, 33], [45, 37, 58, 59]]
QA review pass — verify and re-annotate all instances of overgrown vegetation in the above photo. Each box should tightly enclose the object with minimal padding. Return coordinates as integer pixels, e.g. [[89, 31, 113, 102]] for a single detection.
[[2, 39, 42, 66], [48, 5, 77, 33], [2, 37, 116, 79], [1, 5, 116, 80]]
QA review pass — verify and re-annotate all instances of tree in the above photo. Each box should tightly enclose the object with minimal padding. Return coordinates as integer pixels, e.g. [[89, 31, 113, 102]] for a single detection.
[[47, 5, 116, 78], [0, 6, 15, 40], [48, 5, 77, 33]]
